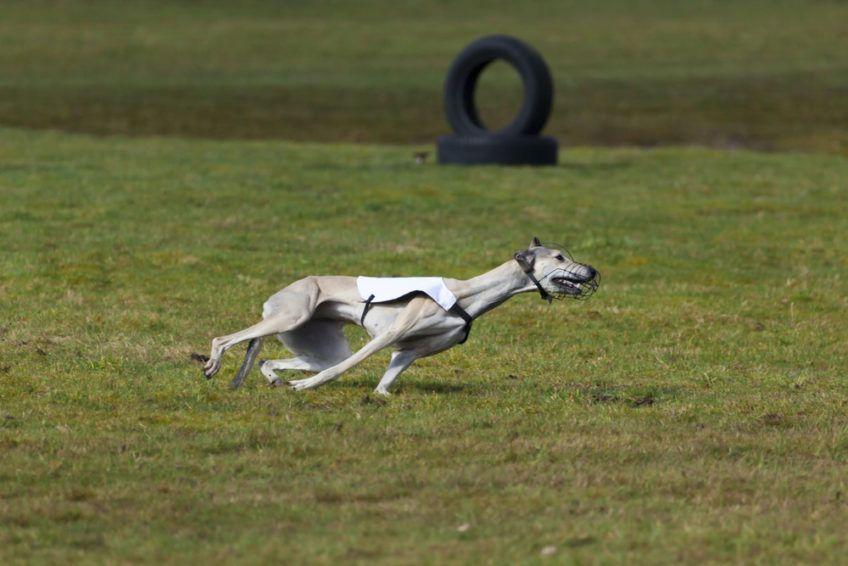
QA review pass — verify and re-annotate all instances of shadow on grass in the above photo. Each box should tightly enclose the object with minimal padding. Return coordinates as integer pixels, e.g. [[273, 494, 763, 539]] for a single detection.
[[328, 376, 474, 395], [575, 382, 682, 407], [405, 381, 473, 394]]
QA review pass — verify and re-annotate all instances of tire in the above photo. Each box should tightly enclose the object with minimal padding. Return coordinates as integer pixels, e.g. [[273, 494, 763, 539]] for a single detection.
[[443, 35, 553, 137], [437, 134, 558, 166]]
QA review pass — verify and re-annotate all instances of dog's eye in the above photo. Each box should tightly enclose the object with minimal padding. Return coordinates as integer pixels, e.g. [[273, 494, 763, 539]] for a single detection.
[[554, 254, 565, 261]]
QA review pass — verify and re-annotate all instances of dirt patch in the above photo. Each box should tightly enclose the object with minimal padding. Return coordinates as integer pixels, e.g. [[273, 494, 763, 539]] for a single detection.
[[190, 353, 209, 364]]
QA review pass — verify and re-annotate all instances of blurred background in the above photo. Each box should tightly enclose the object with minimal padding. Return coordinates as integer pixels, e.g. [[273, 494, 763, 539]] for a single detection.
[[2, 0, 846, 153]]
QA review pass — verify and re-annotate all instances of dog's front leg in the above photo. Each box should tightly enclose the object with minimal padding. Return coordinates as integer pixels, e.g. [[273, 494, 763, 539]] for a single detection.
[[374, 350, 418, 396], [289, 302, 430, 391], [288, 330, 400, 391]]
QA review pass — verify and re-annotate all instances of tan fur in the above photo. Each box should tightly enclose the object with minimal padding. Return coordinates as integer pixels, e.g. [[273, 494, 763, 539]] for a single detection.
[[203, 241, 597, 395]]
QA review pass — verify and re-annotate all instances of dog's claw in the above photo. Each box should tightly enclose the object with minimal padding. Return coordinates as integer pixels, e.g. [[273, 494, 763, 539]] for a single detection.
[[270, 378, 283, 388], [203, 359, 221, 379]]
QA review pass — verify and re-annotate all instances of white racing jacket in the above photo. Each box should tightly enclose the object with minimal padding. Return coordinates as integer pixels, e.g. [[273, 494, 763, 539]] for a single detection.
[[356, 276, 457, 311]]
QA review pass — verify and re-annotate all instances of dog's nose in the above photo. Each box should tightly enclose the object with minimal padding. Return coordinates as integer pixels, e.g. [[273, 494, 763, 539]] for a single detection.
[[582, 265, 597, 280]]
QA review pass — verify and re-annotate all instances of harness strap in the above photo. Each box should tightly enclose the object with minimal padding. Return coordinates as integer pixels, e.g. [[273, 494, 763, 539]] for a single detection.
[[360, 294, 474, 345], [360, 294, 376, 325], [518, 261, 553, 303], [450, 303, 474, 345]]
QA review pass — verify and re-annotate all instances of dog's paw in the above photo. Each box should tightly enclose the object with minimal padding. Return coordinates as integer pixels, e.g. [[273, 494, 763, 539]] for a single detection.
[[269, 378, 284, 388], [203, 359, 221, 379], [289, 378, 318, 391]]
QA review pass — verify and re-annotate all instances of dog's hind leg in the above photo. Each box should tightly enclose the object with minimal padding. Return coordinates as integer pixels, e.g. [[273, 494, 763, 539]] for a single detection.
[[229, 337, 264, 389], [204, 283, 319, 379], [260, 319, 352, 386], [205, 314, 310, 379], [260, 357, 328, 386], [259, 319, 352, 386]]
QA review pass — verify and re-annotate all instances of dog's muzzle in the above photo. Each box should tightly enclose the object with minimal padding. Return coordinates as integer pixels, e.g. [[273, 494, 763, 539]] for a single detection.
[[541, 263, 600, 301]]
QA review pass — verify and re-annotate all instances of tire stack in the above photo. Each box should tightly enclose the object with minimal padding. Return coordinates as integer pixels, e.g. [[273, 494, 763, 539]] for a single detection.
[[437, 35, 558, 166]]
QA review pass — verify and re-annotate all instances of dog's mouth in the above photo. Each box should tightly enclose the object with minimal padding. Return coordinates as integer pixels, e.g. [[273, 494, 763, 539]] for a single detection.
[[547, 266, 600, 301], [551, 276, 584, 295]]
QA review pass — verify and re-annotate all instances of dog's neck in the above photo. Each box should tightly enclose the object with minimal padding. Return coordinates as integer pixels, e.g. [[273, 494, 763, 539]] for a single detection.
[[453, 260, 538, 319]]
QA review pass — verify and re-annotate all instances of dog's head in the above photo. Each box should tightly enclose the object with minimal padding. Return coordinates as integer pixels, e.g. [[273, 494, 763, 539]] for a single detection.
[[514, 237, 600, 301]]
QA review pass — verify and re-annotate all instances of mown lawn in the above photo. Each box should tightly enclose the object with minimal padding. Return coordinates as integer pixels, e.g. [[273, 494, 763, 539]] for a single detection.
[[1, 128, 846, 562], [1, 0, 848, 152]]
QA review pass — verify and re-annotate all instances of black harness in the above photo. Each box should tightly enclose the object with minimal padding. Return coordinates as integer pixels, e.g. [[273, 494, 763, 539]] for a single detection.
[[360, 294, 376, 325], [360, 293, 474, 344], [450, 303, 473, 344], [358, 260, 549, 345]]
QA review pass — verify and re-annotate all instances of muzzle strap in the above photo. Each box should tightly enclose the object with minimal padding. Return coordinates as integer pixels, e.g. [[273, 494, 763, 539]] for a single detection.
[[517, 261, 553, 303]]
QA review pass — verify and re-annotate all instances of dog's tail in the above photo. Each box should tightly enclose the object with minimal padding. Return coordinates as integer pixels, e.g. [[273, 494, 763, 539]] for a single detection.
[[229, 337, 264, 390]]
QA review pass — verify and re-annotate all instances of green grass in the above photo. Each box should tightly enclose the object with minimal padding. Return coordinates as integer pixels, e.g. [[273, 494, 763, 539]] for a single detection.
[[1, 127, 847, 562], [1, 0, 848, 151]]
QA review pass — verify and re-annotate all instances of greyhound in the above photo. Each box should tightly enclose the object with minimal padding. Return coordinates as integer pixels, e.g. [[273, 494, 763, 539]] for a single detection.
[[202, 238, 599, 395]]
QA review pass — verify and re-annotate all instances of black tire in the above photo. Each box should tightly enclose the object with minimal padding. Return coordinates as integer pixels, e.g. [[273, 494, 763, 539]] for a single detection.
[[437, 134, 558, 166], [444, 35, 553, 137]]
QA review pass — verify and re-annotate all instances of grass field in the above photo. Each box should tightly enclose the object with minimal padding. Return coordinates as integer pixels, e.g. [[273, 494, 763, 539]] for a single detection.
[[3, 0, 848, 563], [1, 127, 847, 562], [1, 0, 848, 151]]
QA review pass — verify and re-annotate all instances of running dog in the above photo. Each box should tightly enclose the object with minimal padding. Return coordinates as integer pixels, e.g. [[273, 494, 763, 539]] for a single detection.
[[202, 238, 599, 395]]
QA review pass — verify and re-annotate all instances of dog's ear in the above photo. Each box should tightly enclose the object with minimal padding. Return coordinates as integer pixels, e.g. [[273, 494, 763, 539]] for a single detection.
[[514, 249, 536, 271], [530, 237, 542, 248]]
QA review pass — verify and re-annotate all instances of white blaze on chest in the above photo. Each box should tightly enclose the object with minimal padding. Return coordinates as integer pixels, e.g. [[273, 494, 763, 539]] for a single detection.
[[356, 276, 457, 311]]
